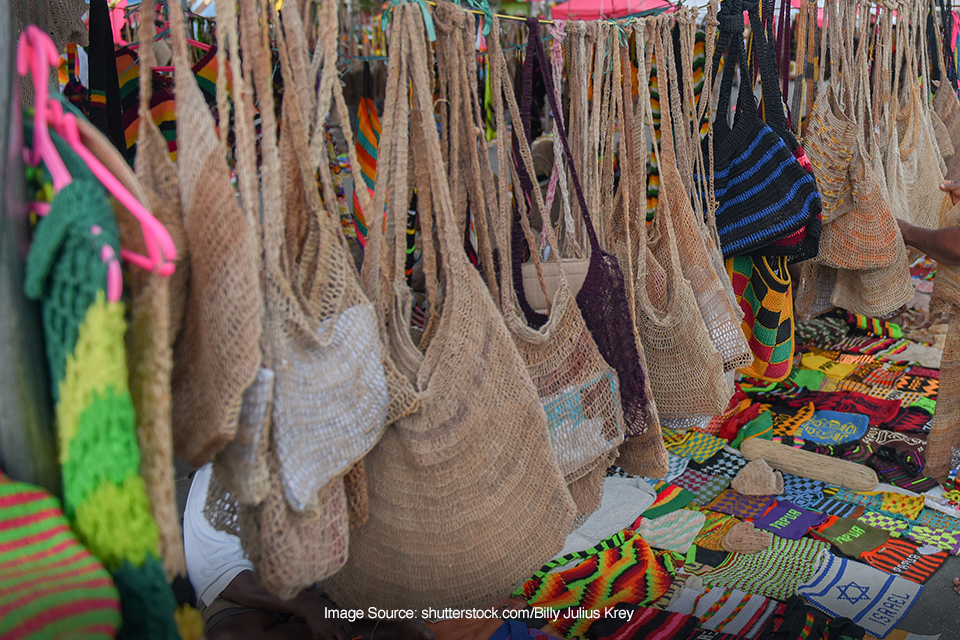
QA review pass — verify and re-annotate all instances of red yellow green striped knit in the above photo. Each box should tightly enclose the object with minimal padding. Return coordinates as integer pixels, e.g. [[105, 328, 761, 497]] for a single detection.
[[520, 532, 674, 637], [0, 473, 121, 639]]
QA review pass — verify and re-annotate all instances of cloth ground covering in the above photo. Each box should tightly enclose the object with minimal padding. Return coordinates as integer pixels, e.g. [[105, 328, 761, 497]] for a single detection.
[[642, 482, 696, 520], [0, 472, 121, 639], [704, 490, 774, 520], [673, 470, 731, 507], [663, 430, 727, 463], [552, 477, 656, 559], [690, 509, 741, 551], [520, 532, 675, 638], [781, 473, 827, 509], [688, 450, 749, 479], [702, 536, 830, 600], [584, 605, 699, 640], [797, 552, 922, 639]]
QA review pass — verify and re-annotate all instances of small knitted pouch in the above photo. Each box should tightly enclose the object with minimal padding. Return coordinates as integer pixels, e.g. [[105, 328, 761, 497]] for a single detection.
[[688, 450, 748, 479], [726, 255, 796, 383], [705, 489, 775, 520], [731, 460, 784, 496], [722, 522, 773, 554], [858, 510, 910, 535], [780, 473, 827, 509]]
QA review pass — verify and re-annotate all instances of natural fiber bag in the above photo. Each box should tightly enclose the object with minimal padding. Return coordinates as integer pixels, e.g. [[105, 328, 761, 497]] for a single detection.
[[654, 12, 752, 374], [323, 6, 575, 610], [934, 81, 960, 179], [629, 20, 728, 419], [519, 18, 653, 439], [726, 255, 795, 383], [704, 0, 820, 258], [169, 0, 262, 467], [485, 8, 624, 512], [722, 521, 773, 554]]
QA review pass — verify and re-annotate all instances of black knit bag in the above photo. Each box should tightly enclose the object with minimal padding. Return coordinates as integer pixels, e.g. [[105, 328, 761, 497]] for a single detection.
[[511, 19, 652, 436], [743, 0, 821, 263], [704, 0, 821, 258]]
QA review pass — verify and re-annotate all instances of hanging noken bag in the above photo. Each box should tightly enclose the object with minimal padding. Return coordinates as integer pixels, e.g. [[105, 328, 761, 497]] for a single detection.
[[704, 0, 820, 258], [169, 0, 262, 468], [484, 8, 624, 516], [654, 9, 752, 374], [631, 18, 729, 418], [521, 17, 654, 439], [324, 6, 575, 610], [744, 0, 822, 264]]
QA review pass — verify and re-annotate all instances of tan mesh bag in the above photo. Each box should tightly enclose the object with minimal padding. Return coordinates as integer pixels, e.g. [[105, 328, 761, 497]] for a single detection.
[[169, 0, 263, 467], [933, 82, 960, 179], [483, 6, 624, 515], [655, 11, 750, 373], [894, 2, 945, 231], [632, 20, 728, 420], [925, 313, 960, 480], [226, 0, 349, 596], [931, 196, 960, 314], [323, 6, 575, 609]]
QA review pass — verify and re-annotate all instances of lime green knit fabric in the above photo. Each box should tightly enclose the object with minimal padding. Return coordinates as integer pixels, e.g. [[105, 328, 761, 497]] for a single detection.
[[24, 124, 179, 639]]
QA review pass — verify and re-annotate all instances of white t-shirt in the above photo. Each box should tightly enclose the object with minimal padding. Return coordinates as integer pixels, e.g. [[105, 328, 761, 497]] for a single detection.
[[183, 464, 254, 606]]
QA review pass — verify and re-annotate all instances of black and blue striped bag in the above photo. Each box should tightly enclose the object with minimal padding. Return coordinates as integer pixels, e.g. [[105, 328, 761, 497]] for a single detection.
[[704, 0, 821, 258]]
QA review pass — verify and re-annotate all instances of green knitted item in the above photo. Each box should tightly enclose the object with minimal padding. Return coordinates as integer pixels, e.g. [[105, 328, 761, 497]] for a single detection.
[[23, 120, 179, 636], [0, 471, 121, 639], [113, 557, 181, 640]]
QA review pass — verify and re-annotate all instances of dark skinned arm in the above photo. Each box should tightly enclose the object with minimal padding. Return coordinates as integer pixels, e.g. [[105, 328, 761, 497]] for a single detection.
[[897, 181, 960, 267], [219, 570, 354, 640]]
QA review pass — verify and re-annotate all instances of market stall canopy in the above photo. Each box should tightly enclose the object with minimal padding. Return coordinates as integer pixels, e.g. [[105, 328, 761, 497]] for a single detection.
[[551, 0, 672, 20]]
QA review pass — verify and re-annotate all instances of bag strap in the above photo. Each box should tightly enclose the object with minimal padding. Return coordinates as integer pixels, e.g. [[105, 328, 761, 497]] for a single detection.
[[712, 0, 757, 137], [745, 0, 789, 136], [525, 17, 604, 255], [491, 14, 571, 319]]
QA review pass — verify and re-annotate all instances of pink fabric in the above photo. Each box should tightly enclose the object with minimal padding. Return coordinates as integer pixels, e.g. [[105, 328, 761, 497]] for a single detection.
[[551, 0, 670, 20]]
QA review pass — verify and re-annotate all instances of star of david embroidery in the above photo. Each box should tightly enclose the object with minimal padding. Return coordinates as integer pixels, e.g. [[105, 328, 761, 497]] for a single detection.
[[837, 582, 871, 605]]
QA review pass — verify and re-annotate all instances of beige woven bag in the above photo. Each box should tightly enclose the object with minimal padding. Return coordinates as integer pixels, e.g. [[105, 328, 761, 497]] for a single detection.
[[926, 313, 960, 480], [634, 20, 728, 420], [168, 0, 262, 467], [482, 6, 624, 516], [228, 0, 349, 597], [324, 6, 575, 609], [656, 12, 750, 374]]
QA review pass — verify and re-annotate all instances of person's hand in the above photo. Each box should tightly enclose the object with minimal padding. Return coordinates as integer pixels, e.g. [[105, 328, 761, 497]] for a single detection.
[[940, 180, 960, 206]]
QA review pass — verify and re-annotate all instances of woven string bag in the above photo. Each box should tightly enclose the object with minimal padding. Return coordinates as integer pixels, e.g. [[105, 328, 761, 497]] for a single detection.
[[323, 6, 575, 610], [514, 19, 655, 439], [635, 18, 729, 419], [169, 0, 262, 468], [813, 0, 899, 273], [107, 0, 187, 579], [895, 1, 945, 232], [703, 0, 820, 258], [226, 0, 352, 597], [926, 314, 960, 480], [656, 10, 752, 374], [478, 6, 624, 516]]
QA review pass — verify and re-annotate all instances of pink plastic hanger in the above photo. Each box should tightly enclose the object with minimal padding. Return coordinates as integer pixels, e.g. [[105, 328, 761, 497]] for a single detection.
[[17, 26, 178, 302]]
